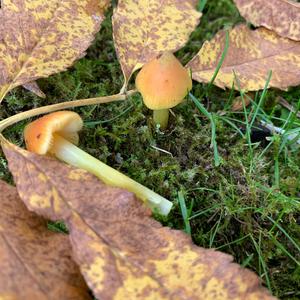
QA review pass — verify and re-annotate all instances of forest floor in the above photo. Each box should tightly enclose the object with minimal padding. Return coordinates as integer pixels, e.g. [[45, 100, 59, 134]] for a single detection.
[[1, 0, 300, 298]]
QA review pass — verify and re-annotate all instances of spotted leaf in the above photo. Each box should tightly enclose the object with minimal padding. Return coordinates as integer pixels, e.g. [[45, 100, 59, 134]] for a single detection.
[[0, 180, 91, 300], [234, 0, 300, 41], [22, 81, 46, 98], [0, 0, 110, 102], [187, 24, 300, 91], [2, 141, 276, 300], [112, 0, 201, 89]]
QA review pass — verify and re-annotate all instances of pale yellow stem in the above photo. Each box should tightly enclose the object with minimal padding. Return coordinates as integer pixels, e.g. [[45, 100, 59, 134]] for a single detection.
[[51, 134, 173, 215], [153, 109, 169, 130]]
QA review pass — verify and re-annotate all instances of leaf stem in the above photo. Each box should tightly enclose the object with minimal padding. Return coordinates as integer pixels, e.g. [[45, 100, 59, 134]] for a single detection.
[[0, 90, 137, 132]]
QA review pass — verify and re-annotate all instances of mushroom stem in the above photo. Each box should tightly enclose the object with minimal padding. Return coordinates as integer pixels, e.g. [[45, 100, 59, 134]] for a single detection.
[[153, 109, 169, 130], [50, 134, 173, 215]]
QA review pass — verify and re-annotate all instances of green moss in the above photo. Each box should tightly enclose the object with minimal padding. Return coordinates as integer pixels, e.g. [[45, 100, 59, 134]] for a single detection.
[[1, 0, 299, 298]]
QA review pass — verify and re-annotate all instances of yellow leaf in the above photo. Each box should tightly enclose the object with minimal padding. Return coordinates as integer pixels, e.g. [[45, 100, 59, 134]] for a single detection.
[[234, 0, 300, 41], [0, 180, 91, 300], [112, 0, 201, 89], [187, 24, 300, 91], [0, 0, 110, 102], [2, 141, 276, 300]]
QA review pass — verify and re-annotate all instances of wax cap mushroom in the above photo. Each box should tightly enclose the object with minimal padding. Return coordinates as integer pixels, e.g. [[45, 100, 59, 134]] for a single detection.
[[24, 111, 172, 215], [135, 52, 192, 129], [24, 111, 83, 155]]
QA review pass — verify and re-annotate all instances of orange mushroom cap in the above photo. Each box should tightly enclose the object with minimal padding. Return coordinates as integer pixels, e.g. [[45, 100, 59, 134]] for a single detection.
[[24, 111, 83, 155], [135, 52, 192, 110]]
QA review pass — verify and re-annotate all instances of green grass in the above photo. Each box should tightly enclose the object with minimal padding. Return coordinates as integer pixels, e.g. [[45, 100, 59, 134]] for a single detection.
[[1, 0, 300, 298]]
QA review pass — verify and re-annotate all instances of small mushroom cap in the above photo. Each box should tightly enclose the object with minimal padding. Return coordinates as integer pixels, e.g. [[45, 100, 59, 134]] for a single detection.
[[24, 111, 83, 155], [135, 52, 192, 110]]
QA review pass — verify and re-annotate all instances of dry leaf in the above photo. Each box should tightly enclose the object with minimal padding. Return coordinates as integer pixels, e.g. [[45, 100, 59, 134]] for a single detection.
[[231, 95, 250, 111], [2, 141, 276, 300], [234, 0, 300, 41], [0, 180, 91, 300], [22, 82, 46, 98], [112, 0, 201, 88], [0, 0, 110, 102], [231, 92, 254, 111], [187, 24, 300, 91]]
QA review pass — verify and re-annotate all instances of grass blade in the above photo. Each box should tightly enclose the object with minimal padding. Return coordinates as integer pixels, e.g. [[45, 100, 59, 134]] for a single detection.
[[198, 0, 208, 12], [207, 30, 229, 91], [178, 191, 192, 235], [267, 216, 300, 253], [189, 93, 221, 166], [250, 234, 272, 291], [249, 71, 272, 129]]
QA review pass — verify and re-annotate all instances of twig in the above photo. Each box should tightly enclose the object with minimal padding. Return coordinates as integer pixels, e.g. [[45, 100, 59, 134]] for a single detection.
[[260, 120, 300, 146], [151, 145, 173, 156], [278, 96, 300, 118]]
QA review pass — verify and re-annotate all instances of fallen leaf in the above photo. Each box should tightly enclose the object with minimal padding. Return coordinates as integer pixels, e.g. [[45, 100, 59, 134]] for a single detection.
[[112, 0, 201, 89], [187, 24, 300, 91], [231, 92, 254, 111], [22, 82, 46, 98], [2, 141, 276, 300], [0, 179, 91, 300], [0, 0, 110, 102], [234, 0, 300, 41]]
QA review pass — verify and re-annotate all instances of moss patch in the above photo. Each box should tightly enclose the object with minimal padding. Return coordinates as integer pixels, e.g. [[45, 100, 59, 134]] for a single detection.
[[1, 0, 299, 298]]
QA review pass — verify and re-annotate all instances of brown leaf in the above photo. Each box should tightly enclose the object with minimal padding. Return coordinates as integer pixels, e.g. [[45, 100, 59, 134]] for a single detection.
[[234, 0, 300, 41], [0, 180, 91, 300], [2, 141, 276, 300], [231, 92, 254, 111], [112, 0, 201, 89], [22, 82, 46, 98], [0, 0, 110, 102], [187, 24, 300, 91]]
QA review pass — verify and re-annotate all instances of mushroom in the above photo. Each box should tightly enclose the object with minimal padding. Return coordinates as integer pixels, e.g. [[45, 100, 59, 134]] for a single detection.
[[135, 52, 192, 129], [24, 111, 173, 215]]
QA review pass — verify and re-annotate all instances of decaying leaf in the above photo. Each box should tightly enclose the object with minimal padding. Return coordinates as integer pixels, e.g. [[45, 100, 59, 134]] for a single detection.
[[231, 95, 250, 111], [0, 0, 110, 102], [22, 82, 46, 98], [112, 0, 201, 89], [0, 180, 91, 300], [2, 141, 276, 300], [231, 92, 254, 111], [187, 24, 300, 91], [234, 0, 300, 41]]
